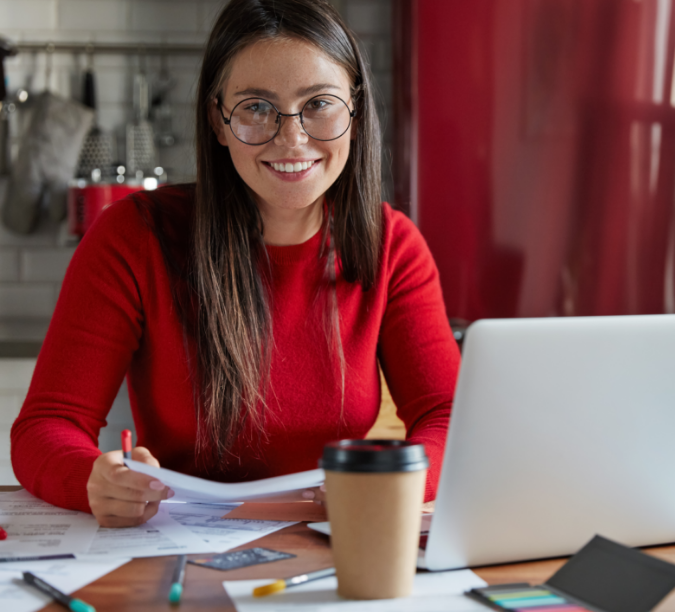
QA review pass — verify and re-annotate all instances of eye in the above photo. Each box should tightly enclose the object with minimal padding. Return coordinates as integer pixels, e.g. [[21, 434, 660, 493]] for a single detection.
[[243, 100, 273, 114], [308, 98, 332, 111]]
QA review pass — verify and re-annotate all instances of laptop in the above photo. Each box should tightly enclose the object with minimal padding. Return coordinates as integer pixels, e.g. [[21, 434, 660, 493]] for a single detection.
[[310, 314, 675, 570]]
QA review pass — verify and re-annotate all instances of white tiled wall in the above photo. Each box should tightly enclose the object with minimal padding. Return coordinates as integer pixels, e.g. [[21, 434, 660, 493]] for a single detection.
[[0, 358, 134, 484], [0, 0, 392, 320], [0, 358, 34, 485]]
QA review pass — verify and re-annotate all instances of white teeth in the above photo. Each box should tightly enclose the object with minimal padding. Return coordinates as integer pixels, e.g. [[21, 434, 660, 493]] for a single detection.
[[270, 161, 315, 173]]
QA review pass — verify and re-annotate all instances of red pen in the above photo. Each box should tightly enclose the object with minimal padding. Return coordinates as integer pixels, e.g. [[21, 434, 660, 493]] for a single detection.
[[121, 429, 132, 460], [0, 526, 7, 540]]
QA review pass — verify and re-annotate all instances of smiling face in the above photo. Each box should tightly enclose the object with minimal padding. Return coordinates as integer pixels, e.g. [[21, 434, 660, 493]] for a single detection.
[[209, 37, 355, 226]]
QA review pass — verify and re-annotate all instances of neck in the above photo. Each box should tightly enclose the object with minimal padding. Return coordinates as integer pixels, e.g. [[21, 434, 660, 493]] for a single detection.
[[258, 197, 324, 246]]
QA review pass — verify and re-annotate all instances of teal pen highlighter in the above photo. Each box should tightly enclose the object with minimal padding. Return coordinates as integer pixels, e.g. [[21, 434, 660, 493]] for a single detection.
[[22, 571, 95, 612], [169, 554, 188, 605]]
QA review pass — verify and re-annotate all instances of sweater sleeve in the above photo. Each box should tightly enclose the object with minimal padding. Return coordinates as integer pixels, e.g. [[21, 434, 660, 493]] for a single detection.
[[377, 205, 460, 503], [10, 198, 148, 513]]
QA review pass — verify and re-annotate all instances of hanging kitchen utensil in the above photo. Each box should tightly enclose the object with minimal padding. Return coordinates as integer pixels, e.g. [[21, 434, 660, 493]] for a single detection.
[[151, 50, 176, 148], [0, 37, 18, 177], [2, 91, 94, 233], [76, 48, 113, 179], [2, 45, 94, 233], [126, 53, 157, 176]]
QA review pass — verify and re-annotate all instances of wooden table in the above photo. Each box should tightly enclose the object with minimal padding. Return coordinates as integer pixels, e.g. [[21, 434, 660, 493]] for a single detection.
[[3, 487, 675, 611], [40, 524, 675, 612]]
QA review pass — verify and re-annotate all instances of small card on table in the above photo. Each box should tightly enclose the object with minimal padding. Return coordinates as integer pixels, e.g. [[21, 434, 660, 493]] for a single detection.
[[189, 547, 296, 571]]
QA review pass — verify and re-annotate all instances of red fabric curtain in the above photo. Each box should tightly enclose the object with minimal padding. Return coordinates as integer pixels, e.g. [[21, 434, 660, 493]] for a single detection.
[[411, 0, 675, 319]]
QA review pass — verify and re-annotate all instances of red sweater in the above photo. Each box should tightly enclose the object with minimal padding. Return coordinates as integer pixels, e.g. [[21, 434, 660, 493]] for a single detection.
[[11, 185, 460, 513]]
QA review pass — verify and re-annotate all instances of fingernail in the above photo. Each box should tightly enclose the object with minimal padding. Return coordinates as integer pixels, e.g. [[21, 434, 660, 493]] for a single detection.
[[167, 489, 175, 499], [320, 483, 326, 492], [302, 490, 315, 500], [149, 480, 165, 491]]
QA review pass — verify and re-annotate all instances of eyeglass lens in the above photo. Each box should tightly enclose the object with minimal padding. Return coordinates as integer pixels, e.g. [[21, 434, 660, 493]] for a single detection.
[[229, 94, 352, 144]]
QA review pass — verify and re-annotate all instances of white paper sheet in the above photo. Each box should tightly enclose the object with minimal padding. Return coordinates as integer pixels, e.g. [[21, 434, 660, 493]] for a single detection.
[[166, 502, 296, 552], [0, 556, 130, 612], [223, 570, 487, 611], [0, 491, 100, 558], [124, 459, 325, 503], [77, 505, 215, 559]]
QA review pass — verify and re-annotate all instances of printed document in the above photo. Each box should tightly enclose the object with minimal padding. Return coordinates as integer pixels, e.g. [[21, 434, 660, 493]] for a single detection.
[[166, 502, 296, 552], [125, 459, 324, 503], [0, 556, 129, 612], [224, 570, 488, 612], [78, 505, 214, 559], [0, 490, 99, 558]]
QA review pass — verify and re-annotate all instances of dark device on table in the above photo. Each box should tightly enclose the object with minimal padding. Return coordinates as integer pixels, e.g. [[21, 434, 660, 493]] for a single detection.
[[467, 535, 675, 612]]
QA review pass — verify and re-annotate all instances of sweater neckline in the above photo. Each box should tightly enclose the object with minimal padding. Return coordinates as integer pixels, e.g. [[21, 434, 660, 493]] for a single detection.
[[265, 227, 324, 265]]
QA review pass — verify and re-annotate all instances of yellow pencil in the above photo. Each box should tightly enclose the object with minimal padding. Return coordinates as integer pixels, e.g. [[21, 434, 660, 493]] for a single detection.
[[253, 568, 336, 597]]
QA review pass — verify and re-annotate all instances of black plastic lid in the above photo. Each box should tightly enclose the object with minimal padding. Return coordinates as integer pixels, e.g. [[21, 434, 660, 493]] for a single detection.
[[320, 439, 429, 473]]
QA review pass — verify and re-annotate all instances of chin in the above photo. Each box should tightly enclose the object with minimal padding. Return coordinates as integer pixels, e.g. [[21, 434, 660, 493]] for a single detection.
[[261, 190, 325, 211]]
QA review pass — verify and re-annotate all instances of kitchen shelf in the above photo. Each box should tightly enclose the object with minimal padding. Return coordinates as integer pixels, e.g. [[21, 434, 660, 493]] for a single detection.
[[14, 41, 204, 56]]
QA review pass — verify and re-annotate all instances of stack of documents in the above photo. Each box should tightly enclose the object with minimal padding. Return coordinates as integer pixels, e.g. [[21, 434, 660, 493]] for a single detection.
[[0, 465, 320, 612], [0, 490, 296, 561]]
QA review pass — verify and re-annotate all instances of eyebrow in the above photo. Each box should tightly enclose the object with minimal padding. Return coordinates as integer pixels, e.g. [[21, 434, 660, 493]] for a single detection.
[[233, 83, 342, 99]]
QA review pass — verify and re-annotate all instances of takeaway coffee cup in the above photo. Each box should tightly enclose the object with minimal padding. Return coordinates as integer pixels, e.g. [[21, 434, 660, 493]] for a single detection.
[[321, 439, 428, 600]]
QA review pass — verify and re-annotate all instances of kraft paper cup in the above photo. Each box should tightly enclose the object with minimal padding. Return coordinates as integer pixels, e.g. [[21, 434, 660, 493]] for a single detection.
[[321, 440, 428, 600]]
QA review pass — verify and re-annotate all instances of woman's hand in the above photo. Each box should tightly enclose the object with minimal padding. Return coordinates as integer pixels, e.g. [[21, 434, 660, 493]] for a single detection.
[[303, 485, 436, 513], [87, 447, 174, 527], [302, 483, 326, 505]]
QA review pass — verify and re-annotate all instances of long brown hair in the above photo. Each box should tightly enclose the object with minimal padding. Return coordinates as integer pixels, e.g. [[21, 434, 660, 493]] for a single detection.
[[193, 0, 382, 462]]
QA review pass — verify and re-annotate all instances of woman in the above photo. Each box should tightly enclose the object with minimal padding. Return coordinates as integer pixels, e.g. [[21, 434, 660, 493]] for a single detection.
[[11, 0, 460, 527]]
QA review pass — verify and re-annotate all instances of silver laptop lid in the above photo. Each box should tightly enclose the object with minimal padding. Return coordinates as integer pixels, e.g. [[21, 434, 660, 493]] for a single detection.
[[425, 315, 675, 571]]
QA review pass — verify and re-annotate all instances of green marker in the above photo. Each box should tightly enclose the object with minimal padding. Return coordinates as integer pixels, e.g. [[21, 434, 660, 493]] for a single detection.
[[22, 571, 95, 612], [169, 554, 188, 605]]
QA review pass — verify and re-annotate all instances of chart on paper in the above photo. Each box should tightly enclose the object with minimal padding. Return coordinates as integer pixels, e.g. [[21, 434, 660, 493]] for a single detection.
[[166, 502, 296, 552], [78, 506, 214, 559], [0, 490, 99, 558]]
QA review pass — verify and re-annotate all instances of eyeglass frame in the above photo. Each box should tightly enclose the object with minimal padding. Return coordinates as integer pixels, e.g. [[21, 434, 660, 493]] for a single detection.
[[217, 93, 357, 146]]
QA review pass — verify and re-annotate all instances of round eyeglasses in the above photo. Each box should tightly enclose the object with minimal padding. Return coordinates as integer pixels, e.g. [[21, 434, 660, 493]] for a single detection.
[[218, 94, 356, 146]]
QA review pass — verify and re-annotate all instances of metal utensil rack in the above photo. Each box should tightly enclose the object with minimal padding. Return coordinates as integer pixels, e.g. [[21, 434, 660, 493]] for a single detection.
[[14, 41, 204, 56]]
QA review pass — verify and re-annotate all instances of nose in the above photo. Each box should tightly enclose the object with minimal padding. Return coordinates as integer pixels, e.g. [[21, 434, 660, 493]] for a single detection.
[[274, 114, 309, 147]]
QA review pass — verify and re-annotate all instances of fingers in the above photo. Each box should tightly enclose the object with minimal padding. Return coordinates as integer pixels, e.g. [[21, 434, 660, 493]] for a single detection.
[[87, 447, 169, 528], [96, 500, 161, 529], [108, 463, 166, 492], [103, 448, 166, 492], [142, 500, 161, 523], [88, 480, 173, 504], [302, 485, 326, 506], [131, 446, 161, 467], [92, 498, 148, 520]]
